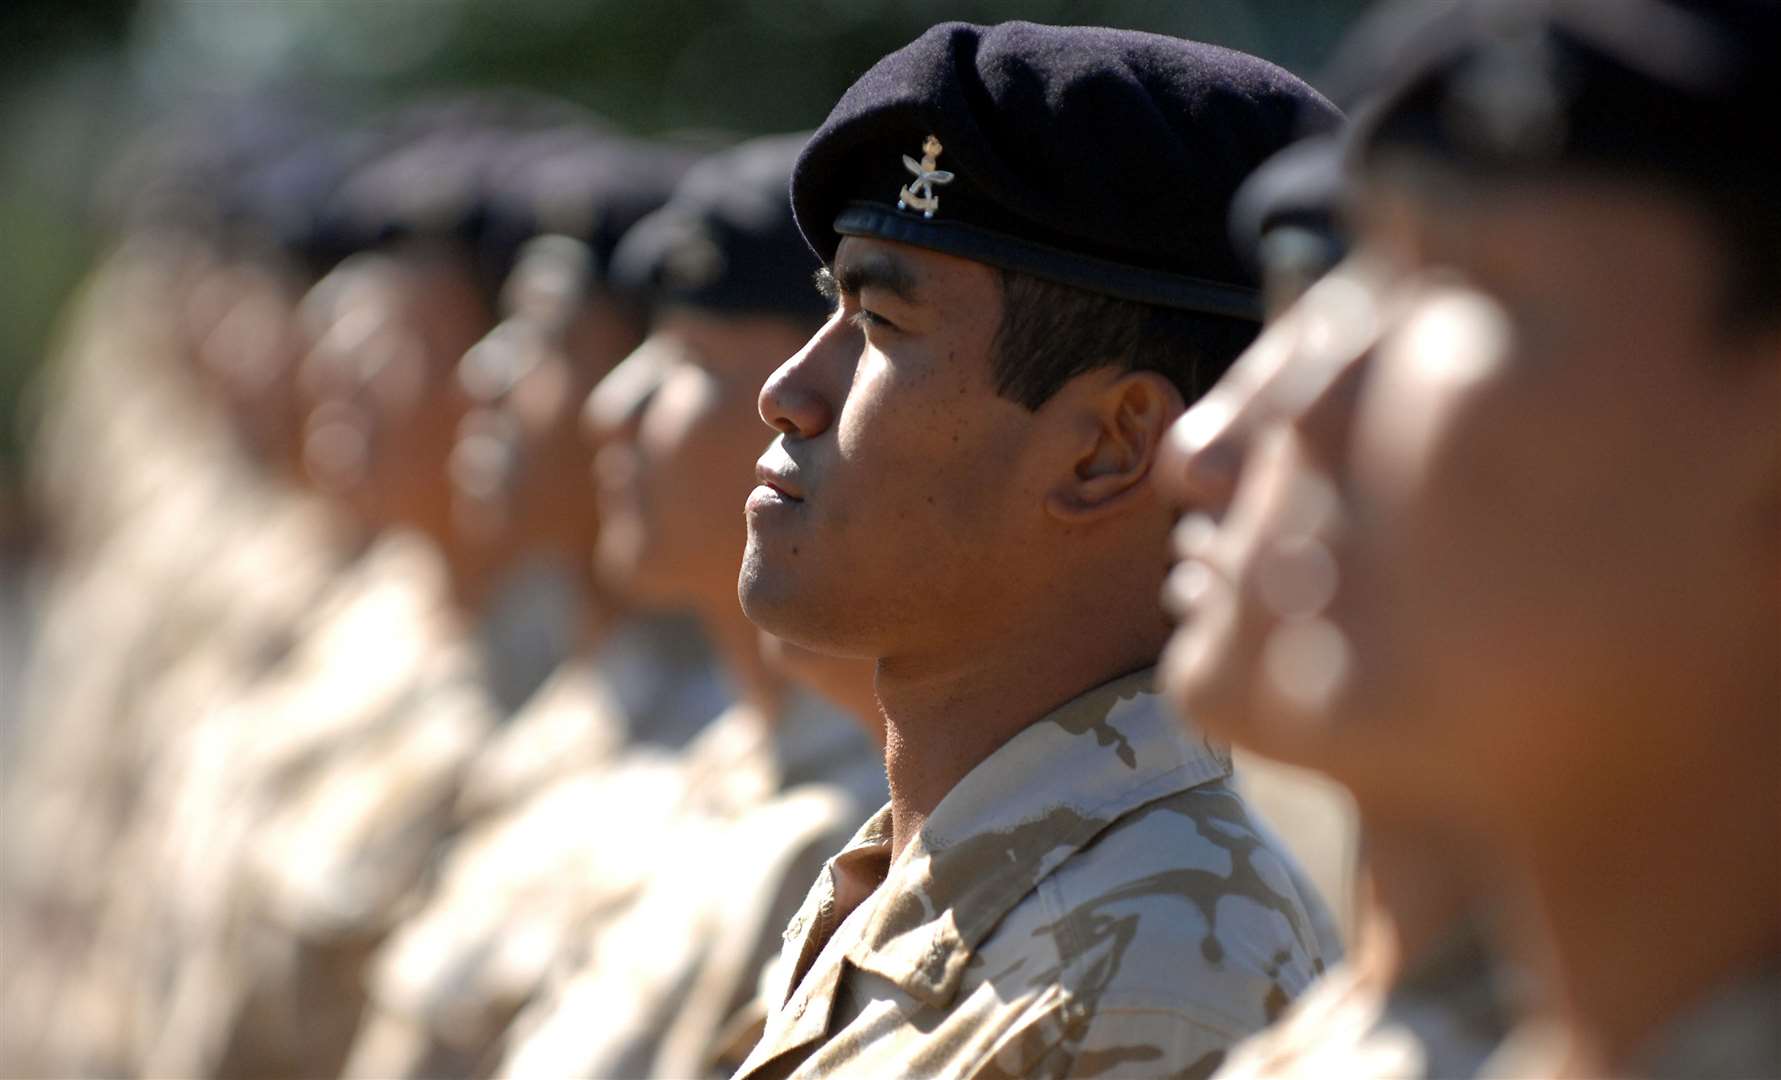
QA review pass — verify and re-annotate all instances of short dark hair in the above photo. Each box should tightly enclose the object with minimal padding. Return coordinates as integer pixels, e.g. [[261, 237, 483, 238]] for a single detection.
[[990, 269, 1260, 411]]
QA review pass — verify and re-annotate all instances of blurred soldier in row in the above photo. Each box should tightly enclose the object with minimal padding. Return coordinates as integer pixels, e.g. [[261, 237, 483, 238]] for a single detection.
[[114, 98, 581, 1080], [1163, 131, 1513, 1080], [1216, 132, 1362, 942], [496, 131, 889, 1080], [295, 107, 728, 760], [343, 131, 888, 1080], [292, 95, 705, 709], [193, 103, 744, 1080], [3, 90, 733, 1080], [731, 22, 1343, 1079], [2, 101, 372, 1078], [1161, 0, 1780, 1076]]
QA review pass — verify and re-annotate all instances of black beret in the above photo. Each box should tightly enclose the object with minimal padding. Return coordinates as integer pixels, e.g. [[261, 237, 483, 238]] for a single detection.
[[791, 21, 1339, 320], [1340, 0, 1781, 191], [1227, 133, 1347, 278], [610, 131, 827, 322]]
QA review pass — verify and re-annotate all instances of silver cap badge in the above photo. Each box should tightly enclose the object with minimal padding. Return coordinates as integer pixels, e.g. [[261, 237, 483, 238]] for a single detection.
[[897, 135, 954, 219]]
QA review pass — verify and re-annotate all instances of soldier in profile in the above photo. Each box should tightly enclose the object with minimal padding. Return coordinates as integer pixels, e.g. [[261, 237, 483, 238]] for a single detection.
[[733, 20, 1342, 1079], [1159, 1, 1781, 1076]]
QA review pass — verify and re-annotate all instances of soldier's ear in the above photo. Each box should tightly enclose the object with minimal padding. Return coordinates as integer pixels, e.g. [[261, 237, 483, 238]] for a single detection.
[[1044, 369, 1184, 523]]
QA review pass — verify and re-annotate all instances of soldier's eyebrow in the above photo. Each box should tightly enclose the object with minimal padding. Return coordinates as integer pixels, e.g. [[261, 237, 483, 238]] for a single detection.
[[814, 267, 839, 302], [832, 250, 921, 305]]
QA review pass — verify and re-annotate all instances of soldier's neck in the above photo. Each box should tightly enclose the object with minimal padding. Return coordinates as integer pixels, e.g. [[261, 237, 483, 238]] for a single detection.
[[875, 617, 1165, 863]]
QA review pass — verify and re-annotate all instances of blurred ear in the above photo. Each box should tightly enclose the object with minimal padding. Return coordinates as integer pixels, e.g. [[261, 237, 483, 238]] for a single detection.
[[1044, 369, 1185, 523]]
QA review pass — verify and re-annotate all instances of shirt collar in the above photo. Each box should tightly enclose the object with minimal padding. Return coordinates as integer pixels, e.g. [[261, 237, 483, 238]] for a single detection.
[[844, 667, 1231, 1007]]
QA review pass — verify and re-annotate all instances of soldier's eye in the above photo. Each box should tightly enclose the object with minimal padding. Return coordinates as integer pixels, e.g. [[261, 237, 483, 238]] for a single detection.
[[849, 308, 895, 332]]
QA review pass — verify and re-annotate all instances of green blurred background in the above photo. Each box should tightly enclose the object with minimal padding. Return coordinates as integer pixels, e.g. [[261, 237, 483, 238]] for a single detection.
[[0, 0, 1371, 541]]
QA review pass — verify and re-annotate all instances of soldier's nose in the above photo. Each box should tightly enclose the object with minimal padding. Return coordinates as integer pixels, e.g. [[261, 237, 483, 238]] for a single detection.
[[758, 327, 837, 439], [758, 319, 854, 441]]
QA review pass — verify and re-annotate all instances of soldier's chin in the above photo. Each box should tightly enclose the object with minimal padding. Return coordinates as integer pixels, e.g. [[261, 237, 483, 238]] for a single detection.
[[738, 545, 858, 657], [738, 543, 795, 637]]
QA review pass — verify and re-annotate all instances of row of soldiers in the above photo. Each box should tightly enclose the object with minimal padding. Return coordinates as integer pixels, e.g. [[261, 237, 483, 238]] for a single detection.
[[6, 0, 1779, 1077]]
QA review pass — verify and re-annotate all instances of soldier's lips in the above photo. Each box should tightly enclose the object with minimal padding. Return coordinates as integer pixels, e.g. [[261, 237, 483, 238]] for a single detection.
[[746, 483, 801, 513], [752, 459, 805, 502]]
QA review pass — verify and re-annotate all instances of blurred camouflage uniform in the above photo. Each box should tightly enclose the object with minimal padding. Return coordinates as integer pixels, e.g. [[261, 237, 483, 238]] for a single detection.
[[339, 682, 695, 1078], [2, 237, 355, 1076], [345, 688, 881, 1079], [490, 691, 885, 1080], [733, 670, 1338, 1080], [119, 527, 493, 1079], [125, 104, 701, 1079], [474, 130, 890, 1080], [1215, 917, 1509, 1079]]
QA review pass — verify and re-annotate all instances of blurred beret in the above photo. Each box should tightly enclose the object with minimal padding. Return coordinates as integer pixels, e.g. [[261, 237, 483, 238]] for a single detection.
[[1228, 133, 1346, 277], [480, 128, 708, 293], [96, 92, 334, 238], [610, 131, 827, 322], [225, 126, 385, 277], [320, 96, 702, 302], [1339, 0, 1781, 190], [322, 125, 528, 256], [791, 21, 1339, 319]]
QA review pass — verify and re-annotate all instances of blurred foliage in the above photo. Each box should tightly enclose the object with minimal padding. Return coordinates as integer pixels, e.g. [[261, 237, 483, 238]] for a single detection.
[[0, 0, 1370, 530], [124, 0, 1368, 132], [0, 0, 133, 536]]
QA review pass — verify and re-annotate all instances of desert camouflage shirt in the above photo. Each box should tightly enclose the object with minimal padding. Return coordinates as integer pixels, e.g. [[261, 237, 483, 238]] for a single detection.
[[1214, 915, 1508, 1079], [733, 668, 1339, 1080]]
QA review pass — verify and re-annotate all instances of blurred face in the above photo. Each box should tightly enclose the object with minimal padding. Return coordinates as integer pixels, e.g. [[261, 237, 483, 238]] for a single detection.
[[452, 238, 641, 571], [187, 260, 310, 476], [297, 247, 490, 536], [586, 308, 814, 610], [1156, 176, 1781, 827], [739, 236, 1048, 659]]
